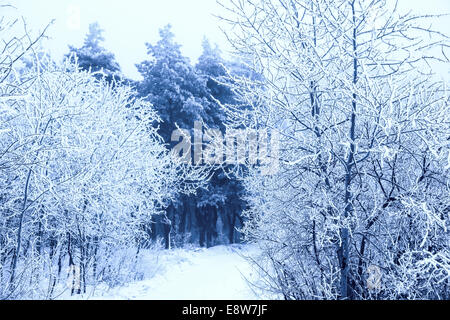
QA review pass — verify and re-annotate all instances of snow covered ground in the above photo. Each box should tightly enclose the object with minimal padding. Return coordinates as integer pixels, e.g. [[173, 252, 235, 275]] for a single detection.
[[64, 244, 273, 300]]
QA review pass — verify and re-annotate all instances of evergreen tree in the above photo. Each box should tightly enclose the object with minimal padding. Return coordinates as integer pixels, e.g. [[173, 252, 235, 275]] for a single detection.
[[137, 25, 216, 248], [67, 22, 122, 83], [137, 25, 215, 143], [196, 38, 249, 245], [137, 28, 251, 248]]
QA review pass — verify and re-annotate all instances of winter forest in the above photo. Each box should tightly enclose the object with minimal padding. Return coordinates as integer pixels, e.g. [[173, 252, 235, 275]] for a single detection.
[[0, 0, 449, 300]]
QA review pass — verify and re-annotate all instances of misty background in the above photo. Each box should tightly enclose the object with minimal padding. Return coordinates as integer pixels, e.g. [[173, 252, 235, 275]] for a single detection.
[[11, 0, 450, 79]]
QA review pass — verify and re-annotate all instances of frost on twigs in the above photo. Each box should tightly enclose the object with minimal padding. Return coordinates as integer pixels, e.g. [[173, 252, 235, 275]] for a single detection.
[[0, 47, 206, 298], [217, 0, 450, 300]]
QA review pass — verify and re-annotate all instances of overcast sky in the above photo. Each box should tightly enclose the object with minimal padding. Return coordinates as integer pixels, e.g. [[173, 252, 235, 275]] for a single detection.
[[9, 0, 450, 79]]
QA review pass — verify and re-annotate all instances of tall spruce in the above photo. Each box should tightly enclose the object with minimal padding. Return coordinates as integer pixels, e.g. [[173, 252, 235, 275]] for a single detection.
[[67, 22, 122, 83]]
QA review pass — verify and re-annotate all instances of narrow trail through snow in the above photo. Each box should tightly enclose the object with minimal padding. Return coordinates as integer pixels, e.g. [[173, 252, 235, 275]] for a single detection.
[[91, 245, 266, 300]]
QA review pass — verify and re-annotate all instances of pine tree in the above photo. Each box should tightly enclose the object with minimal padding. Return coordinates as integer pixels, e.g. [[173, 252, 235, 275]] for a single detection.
[[137, 25, 214, 143], [137, 25, 215, 248], [137, 27, 253, 248], [67, 22, 122, 83], [196, 39, 248, 245]]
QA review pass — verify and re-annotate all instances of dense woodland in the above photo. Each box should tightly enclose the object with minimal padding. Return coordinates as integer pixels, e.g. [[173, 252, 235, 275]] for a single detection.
[[0, 0, 449, 300], [67, 23, 253, 249]]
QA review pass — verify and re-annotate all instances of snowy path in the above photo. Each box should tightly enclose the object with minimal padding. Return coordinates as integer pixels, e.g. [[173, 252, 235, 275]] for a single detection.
[[89, 245, 266, 300]]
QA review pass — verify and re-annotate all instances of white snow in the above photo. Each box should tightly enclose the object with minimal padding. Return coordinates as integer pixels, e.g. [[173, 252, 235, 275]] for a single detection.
[[68, 244, 271, 300]]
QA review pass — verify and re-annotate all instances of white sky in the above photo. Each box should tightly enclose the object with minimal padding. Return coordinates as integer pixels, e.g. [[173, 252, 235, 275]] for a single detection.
[[7, 0, 450, 80]]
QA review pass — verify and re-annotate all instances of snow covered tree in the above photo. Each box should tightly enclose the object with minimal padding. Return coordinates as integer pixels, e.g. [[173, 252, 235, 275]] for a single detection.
[[137, 25, 215, 143], [218, 0, 450, 299], [0, 7, 53, 297], [136, 25, 211, 248], [137, 28, 254, 248], [67, 22, 122, 83], [195, 39, 251, 245], [0, 47, 203, 298]]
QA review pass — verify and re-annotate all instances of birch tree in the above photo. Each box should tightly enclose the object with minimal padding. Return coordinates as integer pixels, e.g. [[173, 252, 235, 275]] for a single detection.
[[218, 0, 450, 299]]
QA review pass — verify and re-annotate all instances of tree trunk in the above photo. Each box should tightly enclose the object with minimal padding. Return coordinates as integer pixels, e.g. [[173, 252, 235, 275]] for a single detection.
[[339, 2, 358, 300]]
